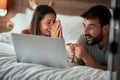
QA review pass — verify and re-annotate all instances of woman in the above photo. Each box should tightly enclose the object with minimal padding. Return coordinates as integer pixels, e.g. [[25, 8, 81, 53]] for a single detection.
[[21, 5, 62, 38]]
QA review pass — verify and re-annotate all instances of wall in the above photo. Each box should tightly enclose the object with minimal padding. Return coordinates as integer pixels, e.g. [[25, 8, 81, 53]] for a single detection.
[[0, 0, 111, 32]]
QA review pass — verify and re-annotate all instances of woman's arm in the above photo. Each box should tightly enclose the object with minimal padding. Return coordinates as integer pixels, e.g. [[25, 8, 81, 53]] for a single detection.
[[21, 29, 30, 34]]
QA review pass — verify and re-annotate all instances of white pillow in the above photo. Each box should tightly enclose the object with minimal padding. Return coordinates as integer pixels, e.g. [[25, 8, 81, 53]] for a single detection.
[[10, 8, 33, 33], [57, 14, 84, 42], [0, 42, 15, 55], [0, 33, 12, 44]]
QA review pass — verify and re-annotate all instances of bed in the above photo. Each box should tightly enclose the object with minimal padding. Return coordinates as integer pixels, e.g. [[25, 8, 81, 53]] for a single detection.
[[0, 0, 115, 79], [0, 7, 113, 80]]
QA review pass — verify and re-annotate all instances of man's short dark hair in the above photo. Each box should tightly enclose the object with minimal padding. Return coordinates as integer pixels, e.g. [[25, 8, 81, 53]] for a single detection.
[[81, 5, 112, 27]]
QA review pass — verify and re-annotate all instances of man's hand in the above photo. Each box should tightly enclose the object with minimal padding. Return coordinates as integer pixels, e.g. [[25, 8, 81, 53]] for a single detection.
[[67, 42, 88, 59], [67, 42, 87, 65]]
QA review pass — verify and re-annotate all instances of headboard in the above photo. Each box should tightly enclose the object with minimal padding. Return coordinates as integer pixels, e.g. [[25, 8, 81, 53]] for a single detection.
[[37, 0, 111, 16]]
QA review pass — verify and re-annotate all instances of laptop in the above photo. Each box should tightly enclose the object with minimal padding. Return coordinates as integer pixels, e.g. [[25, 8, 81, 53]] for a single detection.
[[11, 33, 71, 68]]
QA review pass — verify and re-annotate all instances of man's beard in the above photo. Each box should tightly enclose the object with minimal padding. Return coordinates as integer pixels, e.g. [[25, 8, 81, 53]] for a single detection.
[[85, 31, 104, 45]]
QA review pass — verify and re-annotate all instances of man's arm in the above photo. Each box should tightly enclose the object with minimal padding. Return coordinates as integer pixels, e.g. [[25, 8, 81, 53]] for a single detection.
[[82, 53, 107, 70], [67, 42, 107, 70]]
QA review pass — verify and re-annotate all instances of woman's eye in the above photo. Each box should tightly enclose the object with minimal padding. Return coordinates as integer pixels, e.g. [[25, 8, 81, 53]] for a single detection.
[[48, 22, 50, 24]]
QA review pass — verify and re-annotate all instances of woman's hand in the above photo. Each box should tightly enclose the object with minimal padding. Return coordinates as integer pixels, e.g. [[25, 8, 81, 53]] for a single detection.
[[50, 20, 63, 38]]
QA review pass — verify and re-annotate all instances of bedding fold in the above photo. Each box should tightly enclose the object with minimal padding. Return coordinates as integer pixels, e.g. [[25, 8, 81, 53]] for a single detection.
[[0, 53, 109, 80]]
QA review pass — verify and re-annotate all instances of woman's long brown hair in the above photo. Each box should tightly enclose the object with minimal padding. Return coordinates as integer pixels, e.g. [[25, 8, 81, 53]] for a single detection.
[[30, 5, 56, 35]]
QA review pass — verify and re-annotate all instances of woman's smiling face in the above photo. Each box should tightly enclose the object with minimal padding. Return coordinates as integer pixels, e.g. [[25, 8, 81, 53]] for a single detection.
[[39, 13, 55, 36]]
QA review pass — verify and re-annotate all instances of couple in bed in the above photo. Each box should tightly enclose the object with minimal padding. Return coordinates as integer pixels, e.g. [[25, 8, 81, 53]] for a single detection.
[[22, 0, 112, 70]]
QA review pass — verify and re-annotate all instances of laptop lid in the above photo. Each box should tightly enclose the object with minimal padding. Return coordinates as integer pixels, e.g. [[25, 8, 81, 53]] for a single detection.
[[11, 33, 70, 68]]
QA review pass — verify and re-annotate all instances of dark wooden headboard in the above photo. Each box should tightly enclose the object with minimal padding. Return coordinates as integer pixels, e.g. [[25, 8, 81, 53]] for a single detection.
[[37, 0, 111, 16], [0, 0, 111, 32]]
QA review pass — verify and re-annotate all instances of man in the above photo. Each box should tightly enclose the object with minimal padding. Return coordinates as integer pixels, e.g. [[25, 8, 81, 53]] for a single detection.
[[67, 5, 111, 70]]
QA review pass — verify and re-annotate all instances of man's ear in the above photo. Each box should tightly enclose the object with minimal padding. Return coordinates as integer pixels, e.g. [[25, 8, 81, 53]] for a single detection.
[[103, 24, 110, 34]]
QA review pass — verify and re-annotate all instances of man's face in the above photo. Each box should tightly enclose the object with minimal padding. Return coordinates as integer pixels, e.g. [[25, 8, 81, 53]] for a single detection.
[[83, 18, 104, 45]]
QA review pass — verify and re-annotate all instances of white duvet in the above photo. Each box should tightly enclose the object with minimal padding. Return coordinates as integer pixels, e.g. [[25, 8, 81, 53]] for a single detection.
[[0, 42, 110, 80]]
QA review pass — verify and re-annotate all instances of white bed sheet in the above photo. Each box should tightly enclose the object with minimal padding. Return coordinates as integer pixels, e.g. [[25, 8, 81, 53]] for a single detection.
[[0, 42, 110, 80]]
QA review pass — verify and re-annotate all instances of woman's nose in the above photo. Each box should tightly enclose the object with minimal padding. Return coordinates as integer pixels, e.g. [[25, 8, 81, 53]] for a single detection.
[[49, 24, 53, 31]]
